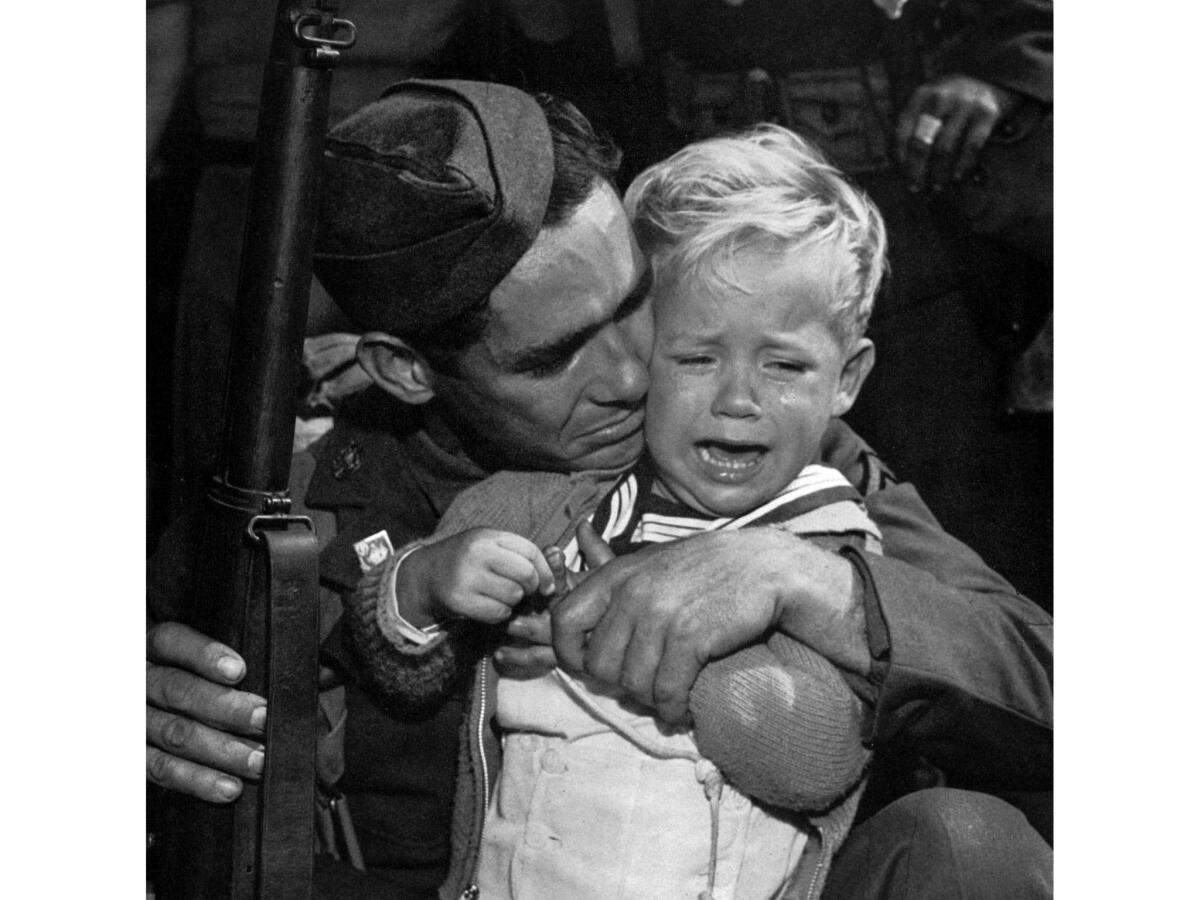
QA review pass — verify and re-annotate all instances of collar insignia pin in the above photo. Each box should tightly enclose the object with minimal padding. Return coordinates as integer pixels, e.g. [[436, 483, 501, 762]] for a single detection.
[[332, 441, 363, 480]]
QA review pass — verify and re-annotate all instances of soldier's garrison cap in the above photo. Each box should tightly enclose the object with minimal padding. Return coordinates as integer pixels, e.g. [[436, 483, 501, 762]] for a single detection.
[[313, 79, 554, 336]]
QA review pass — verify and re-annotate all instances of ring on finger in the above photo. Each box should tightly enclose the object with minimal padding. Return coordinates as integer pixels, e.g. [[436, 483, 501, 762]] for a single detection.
[[913, 113, 944, 146]]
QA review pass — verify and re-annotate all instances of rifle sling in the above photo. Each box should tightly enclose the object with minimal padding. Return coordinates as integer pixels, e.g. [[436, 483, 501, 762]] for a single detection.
[[258, 525, 321, 900]]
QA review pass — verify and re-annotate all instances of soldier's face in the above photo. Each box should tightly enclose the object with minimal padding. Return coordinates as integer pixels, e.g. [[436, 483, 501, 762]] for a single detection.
[[433, 184, 653, 473]]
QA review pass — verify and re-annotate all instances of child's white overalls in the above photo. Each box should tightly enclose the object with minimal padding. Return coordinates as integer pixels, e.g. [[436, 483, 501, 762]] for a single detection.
[[475, 669, 808, 900]]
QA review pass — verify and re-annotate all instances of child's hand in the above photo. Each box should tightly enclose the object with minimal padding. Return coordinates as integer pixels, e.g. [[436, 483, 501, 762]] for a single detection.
[[493, 540, 592, 678], [402, 528, 556, 626]]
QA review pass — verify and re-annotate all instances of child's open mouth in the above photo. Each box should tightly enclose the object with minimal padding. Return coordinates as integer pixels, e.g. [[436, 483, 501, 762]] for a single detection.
[[696, 440, 768, 480]]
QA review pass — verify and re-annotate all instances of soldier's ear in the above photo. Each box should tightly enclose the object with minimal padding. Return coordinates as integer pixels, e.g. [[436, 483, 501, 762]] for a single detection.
[[356, 333, 437, 405]]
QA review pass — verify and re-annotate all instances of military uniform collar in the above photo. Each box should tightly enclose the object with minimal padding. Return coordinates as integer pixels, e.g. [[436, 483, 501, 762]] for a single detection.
[[305, 387, 487, 512]]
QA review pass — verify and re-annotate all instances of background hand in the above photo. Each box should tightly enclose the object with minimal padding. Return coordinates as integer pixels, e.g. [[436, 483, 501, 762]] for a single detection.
[[146, 622, 266, 803], [895, 74, 1018, 193]]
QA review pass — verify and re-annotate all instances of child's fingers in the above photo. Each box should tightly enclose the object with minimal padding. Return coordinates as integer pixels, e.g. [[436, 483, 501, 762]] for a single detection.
[[483, 551, 542, 599], [468, 600, 518, 625], [543, 546, 569, 601], [462, 574, 527, 622], [493, 533, 556, 596], [483, 570, 532, 606]]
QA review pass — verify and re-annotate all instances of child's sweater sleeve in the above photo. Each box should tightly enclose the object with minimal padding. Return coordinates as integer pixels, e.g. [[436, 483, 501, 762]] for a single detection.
[[347, 548, 490, 710], [689, 632, 870, 812], [345, 470, 580, 708]]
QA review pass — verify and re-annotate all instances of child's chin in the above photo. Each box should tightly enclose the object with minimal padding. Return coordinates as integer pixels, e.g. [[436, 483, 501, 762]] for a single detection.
[[696, 484, 774, 518]]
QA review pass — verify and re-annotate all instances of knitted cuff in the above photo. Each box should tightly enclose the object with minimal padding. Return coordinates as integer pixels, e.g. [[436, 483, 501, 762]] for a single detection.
[[345, 549, 465, 708], [376, 543, 443, 648]]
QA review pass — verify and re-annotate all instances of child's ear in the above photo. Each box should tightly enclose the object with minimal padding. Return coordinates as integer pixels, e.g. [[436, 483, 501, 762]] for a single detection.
[[356, 332, 438, 405], [831, 337, 875, 417]]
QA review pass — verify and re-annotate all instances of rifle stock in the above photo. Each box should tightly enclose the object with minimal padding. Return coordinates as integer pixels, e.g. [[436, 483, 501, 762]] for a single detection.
[[157, 3, 353, 898]]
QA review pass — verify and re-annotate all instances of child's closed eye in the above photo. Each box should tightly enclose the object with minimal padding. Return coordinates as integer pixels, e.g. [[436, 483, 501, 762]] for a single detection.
[[766, 359, 809, 374]]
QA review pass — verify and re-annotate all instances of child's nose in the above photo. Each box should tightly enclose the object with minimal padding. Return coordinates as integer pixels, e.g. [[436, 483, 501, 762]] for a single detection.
[[711, 368, 760, 418]]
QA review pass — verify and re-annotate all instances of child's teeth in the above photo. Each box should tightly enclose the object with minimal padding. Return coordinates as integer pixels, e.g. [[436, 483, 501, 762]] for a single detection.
[[700, 445, 759, 469]]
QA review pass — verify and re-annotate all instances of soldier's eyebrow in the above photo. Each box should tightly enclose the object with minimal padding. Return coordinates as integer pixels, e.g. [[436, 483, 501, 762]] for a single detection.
[[507, 268, 652, 375], [613, 267, 654, 322]]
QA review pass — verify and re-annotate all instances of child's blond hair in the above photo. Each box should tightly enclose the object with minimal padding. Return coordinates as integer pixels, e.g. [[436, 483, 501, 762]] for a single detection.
[[625, 124, 888, 344]]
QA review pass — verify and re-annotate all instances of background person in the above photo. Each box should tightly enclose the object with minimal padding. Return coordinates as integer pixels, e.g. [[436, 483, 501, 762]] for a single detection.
[[635, 0, 1055, 608]]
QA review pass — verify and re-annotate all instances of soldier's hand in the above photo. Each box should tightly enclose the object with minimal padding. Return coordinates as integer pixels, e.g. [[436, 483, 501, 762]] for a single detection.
[[552, 525, 866, 725], [495, 610, 557, 678], [895, 74, 1017, 194], [146, 622, 266, 803]]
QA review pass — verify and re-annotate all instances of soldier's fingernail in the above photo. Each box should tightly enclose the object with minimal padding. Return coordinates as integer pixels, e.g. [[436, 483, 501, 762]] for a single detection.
[[250, 707, 267, 731], [248, 749, 265, 776], [494, 648, 508, 664], [216, 777, 241, 801], [217, 656, 244, 681]]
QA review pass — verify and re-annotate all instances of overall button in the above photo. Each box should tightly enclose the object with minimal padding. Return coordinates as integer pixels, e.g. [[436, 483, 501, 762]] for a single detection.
[[541, 748, 568, 774], [525, 822, 554, 850]]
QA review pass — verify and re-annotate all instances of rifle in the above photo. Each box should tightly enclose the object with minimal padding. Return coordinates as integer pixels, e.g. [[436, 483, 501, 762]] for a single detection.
[[157, 3, 355, 898]]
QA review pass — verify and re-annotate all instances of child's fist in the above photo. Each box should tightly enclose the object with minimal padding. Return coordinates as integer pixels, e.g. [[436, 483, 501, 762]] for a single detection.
[[410, 529, 556, 625]]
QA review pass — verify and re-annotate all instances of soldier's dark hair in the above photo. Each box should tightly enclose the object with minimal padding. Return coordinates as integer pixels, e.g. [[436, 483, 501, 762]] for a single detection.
[[538, 93, 623, 226]]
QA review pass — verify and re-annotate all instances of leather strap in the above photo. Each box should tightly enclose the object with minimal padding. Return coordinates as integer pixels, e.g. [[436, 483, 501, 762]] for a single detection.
[[258, 525, 321, 900]]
